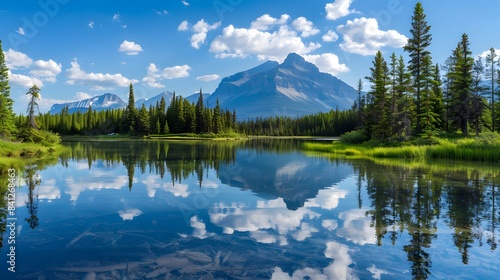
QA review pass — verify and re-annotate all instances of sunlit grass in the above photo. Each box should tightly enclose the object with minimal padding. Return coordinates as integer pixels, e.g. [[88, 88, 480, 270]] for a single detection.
[[0, 140, 64, 172], [302, 133, 500, 163]]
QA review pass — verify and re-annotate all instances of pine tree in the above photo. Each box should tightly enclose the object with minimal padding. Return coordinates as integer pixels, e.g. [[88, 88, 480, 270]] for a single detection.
[[356, 78, 364, 127], [395, 55, 413, 140], [213, 99, 222, 134], [419, 56, 440, 138], [0, 40, 16, 137], [450, 34, 474, 136], [137, 104, 150, 135], [124, 83, 138, 134], [365, 51, 391, 140], [404, 2, 432, 135], [195, 89, 205, 134], [432, 63, 445, 130], [26, 85, 41, 129], [471, 56, 488, 135], [485, 48, 497, 131]]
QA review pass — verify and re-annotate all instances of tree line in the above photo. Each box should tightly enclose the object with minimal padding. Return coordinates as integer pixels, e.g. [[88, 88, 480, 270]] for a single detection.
[[359, 2, 499, 142], [29, 86, 239, 136]]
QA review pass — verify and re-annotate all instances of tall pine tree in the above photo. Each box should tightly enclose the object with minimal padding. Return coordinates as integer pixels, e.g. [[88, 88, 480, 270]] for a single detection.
[[0, 40, 16, 137], [485, 48, 497, 131], [404, 2, 432, 135]]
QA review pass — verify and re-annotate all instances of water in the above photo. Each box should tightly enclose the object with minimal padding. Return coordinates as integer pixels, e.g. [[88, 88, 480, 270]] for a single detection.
[[0, 139, 499, 279]]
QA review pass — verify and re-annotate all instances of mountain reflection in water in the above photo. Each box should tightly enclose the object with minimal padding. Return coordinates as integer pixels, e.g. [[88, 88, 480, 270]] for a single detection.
[[0, 139, 498, 279]]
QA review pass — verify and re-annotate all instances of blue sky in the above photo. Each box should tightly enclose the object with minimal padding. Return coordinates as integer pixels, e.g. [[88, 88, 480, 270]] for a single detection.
[[1, 0, 499, 114]]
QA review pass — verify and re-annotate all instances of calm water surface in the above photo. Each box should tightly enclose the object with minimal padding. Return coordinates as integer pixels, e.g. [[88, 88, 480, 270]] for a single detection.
[[0, 139, 499, 279]]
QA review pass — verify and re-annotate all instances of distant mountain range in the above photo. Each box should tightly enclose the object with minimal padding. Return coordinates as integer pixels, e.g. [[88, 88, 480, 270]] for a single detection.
[[50, 53, 358, 119]]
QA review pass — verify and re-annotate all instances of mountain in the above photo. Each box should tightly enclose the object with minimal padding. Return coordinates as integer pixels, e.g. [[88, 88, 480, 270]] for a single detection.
[[185, 92, 211, 104], [206, 53, 358, 119], [50, 92, 178, 114], [49, 93, 126, 114], [135, 91, 174, 108]]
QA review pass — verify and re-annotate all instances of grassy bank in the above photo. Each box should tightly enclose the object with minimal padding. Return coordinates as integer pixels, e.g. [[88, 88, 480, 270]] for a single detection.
[[0, 140, 64, 171], [302, 134, 500, 162]]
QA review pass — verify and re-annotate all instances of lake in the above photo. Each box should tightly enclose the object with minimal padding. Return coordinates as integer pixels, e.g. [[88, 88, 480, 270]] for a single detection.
[[1, 139, 499, 279]]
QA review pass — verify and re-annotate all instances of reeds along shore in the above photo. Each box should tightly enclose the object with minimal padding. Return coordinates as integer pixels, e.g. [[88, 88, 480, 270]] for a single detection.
[[302, 134, 500, 162]]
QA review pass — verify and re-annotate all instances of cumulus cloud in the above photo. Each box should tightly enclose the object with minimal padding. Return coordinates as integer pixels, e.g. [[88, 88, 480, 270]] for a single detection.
[[118, 40, 143, 55], [177, 20, 189, 31], [181, 0, 190, 6], [88, 21, 94, 28], [337, 17, 408, 55], [303, 53, 349, 75], [30, 59, 62, 82], [190, 19, 221, 49], [190, 216, 215, 239], [4, 49, 33, 69], [292, 17, 319, 38], [16, 27, 25, 35], [322, 30, 339, 42], [8, 70, 43, 88], [196, 74, 220, 82], [337, 208, 376, 245], [478, 48, 500, 60], [142, 63, 191, 88], [210, 24, 321, 62], [66, 59, 138, 90], [113, 13, 120, 22], [325, 0, 356, 20], [118, 209, 143, 221], [250, 14, 290, 31]]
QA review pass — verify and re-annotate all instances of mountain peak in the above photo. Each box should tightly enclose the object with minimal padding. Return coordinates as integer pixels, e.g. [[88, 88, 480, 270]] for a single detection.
[[283, 52, 305, 63]]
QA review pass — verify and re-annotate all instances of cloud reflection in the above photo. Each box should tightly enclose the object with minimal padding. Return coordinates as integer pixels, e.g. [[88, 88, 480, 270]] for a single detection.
[[118, 209, 143, 221]]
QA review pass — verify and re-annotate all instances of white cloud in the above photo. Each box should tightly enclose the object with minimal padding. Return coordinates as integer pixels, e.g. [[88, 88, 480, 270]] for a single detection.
[[196, 74, 220, 82], [367, 264, 392, 280], [181, 0, 190, 6], [479, 48, 500, 60], [121, 25, 127, 29], [250, 14, 290, 31], [178, 20, 189, 31], [162, 65, 191, 79], [142, 63, 191, 88], [322, 30, 339, 42], [30, 59, 62, 82], [118, 40, 143, 55], [190, 19, 221, 49], [16, 27, 25, 35], [292, 17, 319, 38], [118, 209, 143, 221], [113, 13, 120, 22], [66, 60, 138, 90], [337, 208, 376, 245], [303, 185, 348, 210], [8, 70, 43, 88], [325, 0, 356, 21], [190, 216, 215, 239], [88, 21, 94, 28], [4, 49, 33, 69], [210, 24, 321, 62], [303, 53, 349, 75], [209, 198, 320, 245], [76, 92, 92, 100], [337, 17, 408, 56], [321, 219, 338, 231]]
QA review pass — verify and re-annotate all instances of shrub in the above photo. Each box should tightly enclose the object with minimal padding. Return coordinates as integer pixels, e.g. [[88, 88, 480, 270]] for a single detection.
[[340, 130, 367, 144]]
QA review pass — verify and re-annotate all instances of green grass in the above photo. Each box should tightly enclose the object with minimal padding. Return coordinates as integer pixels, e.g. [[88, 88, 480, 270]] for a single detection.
[[0, 140, 64, 172], [302, 133, 500, 162]]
